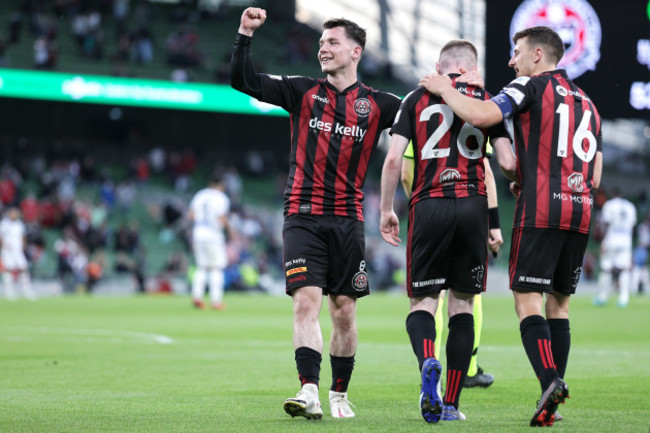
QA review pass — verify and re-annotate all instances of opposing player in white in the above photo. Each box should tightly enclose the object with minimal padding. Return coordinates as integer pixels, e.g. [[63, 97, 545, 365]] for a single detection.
[[0, 207, 35, 300], [595, 190, 637, 307], [186, 172, 231, 310]]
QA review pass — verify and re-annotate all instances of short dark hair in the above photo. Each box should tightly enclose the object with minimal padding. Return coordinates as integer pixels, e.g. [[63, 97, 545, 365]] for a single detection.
[[323, 18, 366, 50], [209, 169, 225, 185], [513, 26, 564, 64]]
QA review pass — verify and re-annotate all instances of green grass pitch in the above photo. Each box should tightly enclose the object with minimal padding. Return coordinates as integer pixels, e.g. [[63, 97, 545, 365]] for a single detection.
[[1, 292, 649, 432]]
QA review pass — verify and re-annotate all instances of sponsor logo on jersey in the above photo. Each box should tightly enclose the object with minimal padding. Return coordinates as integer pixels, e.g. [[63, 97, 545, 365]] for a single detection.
[[567, 172, 585, 193], [286, 267, 307, 276], [354, 98, 372, 116], [510, 0, 601, 79], [555, 85, 591, 101], [439, 169, 461, 184], [553, 192, 593, 205], [458, 87, 484, 97], [309, 117, 367, 140], [312, 94, 329, 104]]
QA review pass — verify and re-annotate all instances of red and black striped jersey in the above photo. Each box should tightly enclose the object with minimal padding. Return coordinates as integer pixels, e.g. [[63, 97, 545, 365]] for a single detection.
[[258, 75, 400, 220], [492, 69, 602, 234], [391, 75, 511, 206]]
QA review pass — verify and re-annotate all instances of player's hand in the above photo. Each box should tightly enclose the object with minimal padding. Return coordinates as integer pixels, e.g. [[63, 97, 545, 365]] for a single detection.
[[380, 211, 401, 246], [239, 7, 267, 36], [419, 72, 452, 96], [488, 228, 503, 256], [509, 181, 520, 197], [456, 67, 485, 89]]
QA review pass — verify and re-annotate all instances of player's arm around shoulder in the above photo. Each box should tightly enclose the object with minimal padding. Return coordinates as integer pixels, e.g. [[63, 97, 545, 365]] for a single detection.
[[419, 72, 503, 128]]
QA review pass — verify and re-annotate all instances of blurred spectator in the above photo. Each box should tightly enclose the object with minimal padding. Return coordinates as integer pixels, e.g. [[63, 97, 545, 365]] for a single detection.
[[9, 11, 23, 44], [33, 34, 57, 68], [165, 26, 202, 67], [630, 245, 649, 295]]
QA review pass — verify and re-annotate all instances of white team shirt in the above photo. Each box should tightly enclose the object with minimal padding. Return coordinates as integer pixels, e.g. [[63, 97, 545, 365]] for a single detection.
[[601, 197, 637, 250], [0, 217, 28, 270], [189, 188, 230, 243], [0, 217, 26, 255]]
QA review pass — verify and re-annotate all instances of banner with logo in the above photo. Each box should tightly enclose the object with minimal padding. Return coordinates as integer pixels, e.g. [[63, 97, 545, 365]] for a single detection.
[[486, 0, 650, 119]]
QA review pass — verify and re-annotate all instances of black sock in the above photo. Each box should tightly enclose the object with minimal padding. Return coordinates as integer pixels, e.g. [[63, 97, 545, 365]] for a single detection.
[[406, 310, 437, 371], [295, 346, 321, 387], [520, 315, 559, 392], [330, 355, 355, 393], [547, 318, 570, 379], [444, 313, 474, 409]]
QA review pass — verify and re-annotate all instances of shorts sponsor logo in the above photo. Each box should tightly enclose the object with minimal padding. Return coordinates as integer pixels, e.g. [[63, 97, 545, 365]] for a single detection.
[[510, 0, 601, 80], [567, 173, 585, 193], [286, 267, 307, 276], [288, 275, 307, 284], [518, 275, 551, 285], [440, 169, 461, 185], [572, 266, 582, 289], [354, 98, 372, 116], [285, 257, 306, 268], [471, 265, 485, 288], [412, 278, 446, 288]]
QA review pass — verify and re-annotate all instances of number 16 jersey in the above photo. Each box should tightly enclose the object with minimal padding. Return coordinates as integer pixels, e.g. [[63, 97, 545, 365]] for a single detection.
[[491, 69, 603, 234]]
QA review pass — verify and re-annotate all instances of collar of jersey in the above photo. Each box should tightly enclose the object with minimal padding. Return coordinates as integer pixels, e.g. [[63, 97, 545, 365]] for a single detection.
[[322, 78, 360, 94]]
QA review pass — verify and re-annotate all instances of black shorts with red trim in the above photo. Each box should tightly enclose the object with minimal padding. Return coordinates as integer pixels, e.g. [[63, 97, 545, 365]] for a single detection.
[[509, 227, 588, 294], [407, 196, 488, 297], [283, 214, 369, 297]]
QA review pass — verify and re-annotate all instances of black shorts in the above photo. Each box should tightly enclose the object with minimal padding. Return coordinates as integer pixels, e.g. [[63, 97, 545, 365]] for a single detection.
[[407, 196, 488, 297], [283, 214, 369, 297], [509, 227, 589, 295]]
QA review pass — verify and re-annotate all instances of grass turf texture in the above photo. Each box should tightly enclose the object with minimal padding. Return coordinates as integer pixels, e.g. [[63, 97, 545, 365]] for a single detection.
[[1, 293, 649, 432]]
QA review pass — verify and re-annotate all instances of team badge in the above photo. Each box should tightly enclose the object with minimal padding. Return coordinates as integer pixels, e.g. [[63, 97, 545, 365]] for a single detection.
[[354, 98, 371, 116], [567, 173, 584, 193], [352, 260, 368, 291], [510, 0, 602, 79]]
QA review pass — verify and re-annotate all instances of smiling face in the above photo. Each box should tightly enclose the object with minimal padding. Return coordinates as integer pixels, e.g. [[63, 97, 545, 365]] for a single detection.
[[318, 26, 360, 75], [508, 36, 536, 77]]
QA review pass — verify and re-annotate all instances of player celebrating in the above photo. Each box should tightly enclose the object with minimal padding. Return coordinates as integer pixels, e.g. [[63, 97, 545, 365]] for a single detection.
[[231, 8, 401, 419], [380, 40, 516, 423], [420, 26, 603, 426]]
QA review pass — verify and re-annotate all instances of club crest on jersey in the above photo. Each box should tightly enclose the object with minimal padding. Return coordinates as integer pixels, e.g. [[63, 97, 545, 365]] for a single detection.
[[567, 173, 584, 193], [440, 169, 461, 185], [354, 98, 371, 117], [352, 260, 368, 291], [510, 0, 601, 79]]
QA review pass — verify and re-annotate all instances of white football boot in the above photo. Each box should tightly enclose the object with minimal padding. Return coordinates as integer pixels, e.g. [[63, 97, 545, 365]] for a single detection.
[[329, 390, 356, 418], [283, 383, 323, 420]]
